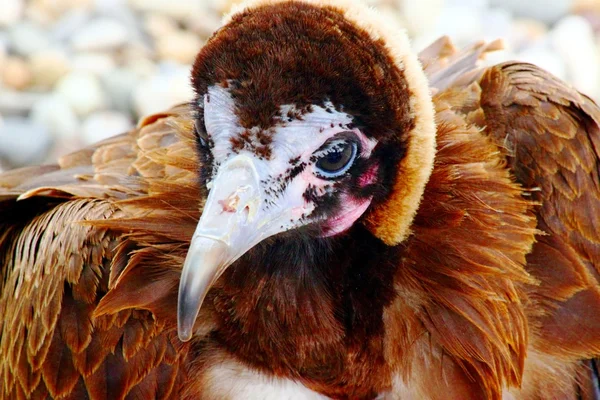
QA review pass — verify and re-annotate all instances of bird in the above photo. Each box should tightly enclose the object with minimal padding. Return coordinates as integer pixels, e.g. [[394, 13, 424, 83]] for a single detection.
[[1, 0, 600, 398]]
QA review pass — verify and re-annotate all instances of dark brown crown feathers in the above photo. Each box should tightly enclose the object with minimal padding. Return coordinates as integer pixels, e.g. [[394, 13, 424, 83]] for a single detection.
[[192, 0, 437, 245]]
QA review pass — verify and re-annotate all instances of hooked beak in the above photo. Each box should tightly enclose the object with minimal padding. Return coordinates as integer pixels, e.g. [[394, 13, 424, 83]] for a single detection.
[[177, 154, 309, 341]]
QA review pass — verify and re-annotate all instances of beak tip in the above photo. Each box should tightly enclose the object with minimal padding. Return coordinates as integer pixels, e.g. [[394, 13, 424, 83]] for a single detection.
[[177, 288, 202, 343], [177, 325, 193, 342]]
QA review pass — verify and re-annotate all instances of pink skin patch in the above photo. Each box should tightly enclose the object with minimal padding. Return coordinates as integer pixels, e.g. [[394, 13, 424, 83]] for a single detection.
[[322, 195, 373, 237], [302, 130, 378, 237], [321, 165, 378, 236], [358, 163, 379, 188]]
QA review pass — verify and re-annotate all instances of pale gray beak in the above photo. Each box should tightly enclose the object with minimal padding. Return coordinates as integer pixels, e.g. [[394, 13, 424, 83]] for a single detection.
[[177, 154, 311, 341]]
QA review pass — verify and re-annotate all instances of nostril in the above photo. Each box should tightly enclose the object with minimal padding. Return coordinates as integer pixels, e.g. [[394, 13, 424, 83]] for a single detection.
[[219, 194, 240, 213]]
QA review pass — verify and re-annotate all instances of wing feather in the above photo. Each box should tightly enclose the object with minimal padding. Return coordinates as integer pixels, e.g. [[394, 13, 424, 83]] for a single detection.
[[478, 62, 600, 394], [0, 104, 197, 399]]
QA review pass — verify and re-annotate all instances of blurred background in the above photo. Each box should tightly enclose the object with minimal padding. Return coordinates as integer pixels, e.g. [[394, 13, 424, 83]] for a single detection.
[[0, 0, 599, 172]]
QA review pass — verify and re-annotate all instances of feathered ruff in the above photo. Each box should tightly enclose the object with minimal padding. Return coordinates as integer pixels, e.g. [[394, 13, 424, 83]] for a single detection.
[[382, 92, 537, 399]]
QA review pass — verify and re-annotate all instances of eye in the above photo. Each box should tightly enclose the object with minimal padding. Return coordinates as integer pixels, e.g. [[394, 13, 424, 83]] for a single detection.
[[314, 139, 358, 179], [194, 118, 209, 148]]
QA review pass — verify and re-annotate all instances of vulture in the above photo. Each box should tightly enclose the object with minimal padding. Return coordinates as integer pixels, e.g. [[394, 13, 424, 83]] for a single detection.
[[1, 0, 600, 398]]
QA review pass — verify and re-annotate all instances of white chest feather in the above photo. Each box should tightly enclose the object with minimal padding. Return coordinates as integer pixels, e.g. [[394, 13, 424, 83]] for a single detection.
[[202, 359, 330, 400]]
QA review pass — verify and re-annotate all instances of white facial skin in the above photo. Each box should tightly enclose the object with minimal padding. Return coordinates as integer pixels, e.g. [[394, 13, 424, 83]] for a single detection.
[[204, 84, 378, 233], [177, 84, 378, 341]]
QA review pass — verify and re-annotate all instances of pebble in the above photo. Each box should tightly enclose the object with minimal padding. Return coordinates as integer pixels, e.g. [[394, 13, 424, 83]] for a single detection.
[[0, 117, 52, 167], [156, 31, 203, 64], [71, 52, 117, 75], [55, 71, 108, 116], [30, 95, 80, 140], [433, 5, 484, 46], [2, 56, 32, 90], [8, 22, 52, 57], [489, 0, 572, 24], [133, 64, 194, 117], [184, 10, 221, 38], [52, 8, 90, 43], [123, 57, 157, 80], [446, 0, 490, 7], [70, 17, 129, 51], [81, 111, 132, 144], [515, 45, 567, 80], [128, 0, 204, 20], [481, 8, 513, 42], [551, 15, 600, 98], [28, 48, 71, 88], [0, 90, 47, 115], [510, 19, 548, 50], [397, 0, 444, 37], [143, 13, 178, 38], [0, 42, 7, 77], [32, 0, 94, 20], [100, 67, 139, 112], [0, 0, 24, 27]]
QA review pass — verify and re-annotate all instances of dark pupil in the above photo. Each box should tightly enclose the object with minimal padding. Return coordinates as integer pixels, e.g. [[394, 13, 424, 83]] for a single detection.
[[318, 144, 352, 172], [326, 150, 343, 165]]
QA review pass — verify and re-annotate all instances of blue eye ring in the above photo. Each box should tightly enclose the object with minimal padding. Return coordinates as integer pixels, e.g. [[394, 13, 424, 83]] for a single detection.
[[314, 139, 358, 179]]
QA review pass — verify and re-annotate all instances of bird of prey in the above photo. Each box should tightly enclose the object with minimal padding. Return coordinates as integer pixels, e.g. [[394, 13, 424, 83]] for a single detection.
[[1, 0, 599, 399]]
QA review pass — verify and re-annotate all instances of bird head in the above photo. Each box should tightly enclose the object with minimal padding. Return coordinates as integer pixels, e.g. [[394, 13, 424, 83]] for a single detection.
[[178, 0, 436, 341]]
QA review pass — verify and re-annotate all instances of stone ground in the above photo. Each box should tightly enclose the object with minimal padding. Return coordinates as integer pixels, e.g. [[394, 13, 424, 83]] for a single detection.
[[1, 0, 599, 171]]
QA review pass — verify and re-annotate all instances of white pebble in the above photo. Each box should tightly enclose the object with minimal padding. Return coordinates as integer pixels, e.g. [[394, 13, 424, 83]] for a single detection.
[[70, 17, 129, 51], [55, 71, 107, 116], [100, 67, 139, 112], [481, 8, 513, 42], [128, 0, 203, 20], [144, 13, 178, 38], [396, 0, 443, 37], [123, 57, 157, 80], [94, 0, 129, 13], [433, 5, 483, 46], [9, 22, 52, 57], [515, 45, 567, 81], [52, 8, 90, 43], [0, 42, 7, 77], [0, 90, 46, 115], [71, 52, 117, 76], [445, 0, 490, 7], [551, 15, 599, 98], [489, 0, 572, 24], [82, 111, 132, 144], [133, 65, 194, 117], [0, 0, 24, 27], [30, 95, 80, 140], [0, 117, 52, 167], [31, 0, 94, 21], [510, 19, 548, 50], [156, 30, 203, 64]]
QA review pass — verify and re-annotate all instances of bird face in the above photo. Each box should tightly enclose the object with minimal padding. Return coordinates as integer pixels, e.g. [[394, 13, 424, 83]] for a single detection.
[[177, 0, 437, 341], [200, 84, 379, 235], [178, 84, 380, 340]]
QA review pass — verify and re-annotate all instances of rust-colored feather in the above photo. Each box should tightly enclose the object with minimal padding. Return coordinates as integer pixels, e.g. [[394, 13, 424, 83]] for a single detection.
[[0, 106, 195, 399]]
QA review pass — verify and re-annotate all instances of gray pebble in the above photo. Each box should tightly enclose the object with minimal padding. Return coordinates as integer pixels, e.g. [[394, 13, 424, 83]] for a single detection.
[[0, 117, 52, 167], [9, 22, 52, 57]]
